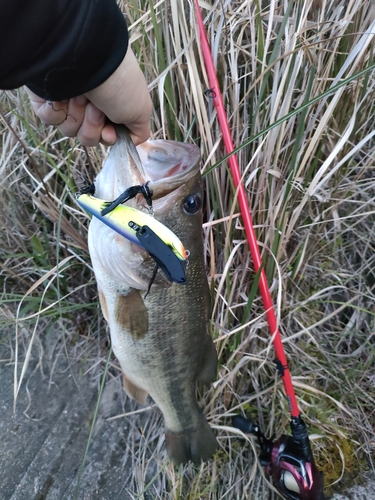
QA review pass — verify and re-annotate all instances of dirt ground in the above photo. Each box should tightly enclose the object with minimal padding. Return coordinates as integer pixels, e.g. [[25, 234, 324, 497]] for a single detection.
[[0, 330, 164, 500]]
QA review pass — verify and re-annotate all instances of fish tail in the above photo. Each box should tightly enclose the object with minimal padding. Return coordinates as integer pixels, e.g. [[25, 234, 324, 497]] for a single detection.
[[165, 414, 218, 465]]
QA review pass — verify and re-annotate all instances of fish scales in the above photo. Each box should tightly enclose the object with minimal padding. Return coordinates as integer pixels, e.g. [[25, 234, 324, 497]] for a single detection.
[[87, 127, 218, 464]]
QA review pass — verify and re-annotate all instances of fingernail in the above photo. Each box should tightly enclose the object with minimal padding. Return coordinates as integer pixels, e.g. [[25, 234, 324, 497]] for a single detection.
[[87, 104, 103, 124]]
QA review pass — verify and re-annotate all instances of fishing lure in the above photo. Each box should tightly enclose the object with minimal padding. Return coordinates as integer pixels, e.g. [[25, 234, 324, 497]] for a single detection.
[[76, 189, 187, 285]]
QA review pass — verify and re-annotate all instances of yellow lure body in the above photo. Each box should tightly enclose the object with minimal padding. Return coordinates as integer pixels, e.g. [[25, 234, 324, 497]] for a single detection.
[[77, 193, 187, 262]]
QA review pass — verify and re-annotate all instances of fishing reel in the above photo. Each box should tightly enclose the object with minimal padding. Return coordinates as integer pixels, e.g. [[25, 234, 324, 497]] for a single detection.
[[232, 416, 325, 500]]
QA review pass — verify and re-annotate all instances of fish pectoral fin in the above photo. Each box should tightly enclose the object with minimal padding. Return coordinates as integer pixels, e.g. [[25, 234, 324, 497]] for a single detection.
[[122, 373, 148, 405], [115, 289, 149, 340], [196, 335, 218, 385]]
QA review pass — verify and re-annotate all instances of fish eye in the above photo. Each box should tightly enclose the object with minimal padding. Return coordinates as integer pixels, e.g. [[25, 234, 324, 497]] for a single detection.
[[183, 194, 202, 215]]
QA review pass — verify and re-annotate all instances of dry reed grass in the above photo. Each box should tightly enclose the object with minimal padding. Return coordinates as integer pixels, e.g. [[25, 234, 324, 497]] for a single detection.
[[1, 0, 375, 498]]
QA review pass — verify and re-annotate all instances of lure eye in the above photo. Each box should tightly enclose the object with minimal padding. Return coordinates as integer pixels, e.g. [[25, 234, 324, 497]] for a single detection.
[[183, 194, 202, 215]]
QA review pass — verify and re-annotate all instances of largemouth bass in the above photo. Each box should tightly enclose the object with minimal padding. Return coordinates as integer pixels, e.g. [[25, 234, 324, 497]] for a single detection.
[[87, 127, 218, 464]]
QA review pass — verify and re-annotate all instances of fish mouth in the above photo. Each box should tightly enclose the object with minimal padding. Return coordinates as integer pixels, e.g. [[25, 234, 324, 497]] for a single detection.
[[135, 140, 201, 200], [100, 127, 201, 208]]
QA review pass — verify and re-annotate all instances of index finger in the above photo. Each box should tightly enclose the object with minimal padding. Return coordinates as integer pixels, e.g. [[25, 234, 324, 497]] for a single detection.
[[26, 88, 69, 126]]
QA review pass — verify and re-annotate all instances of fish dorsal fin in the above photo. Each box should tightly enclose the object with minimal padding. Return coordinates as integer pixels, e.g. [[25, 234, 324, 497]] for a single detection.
[[122, 373, 148, 405]]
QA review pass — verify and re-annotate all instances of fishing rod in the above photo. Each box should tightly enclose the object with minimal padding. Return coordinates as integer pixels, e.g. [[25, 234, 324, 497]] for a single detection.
[[194, 2, 324, 499]]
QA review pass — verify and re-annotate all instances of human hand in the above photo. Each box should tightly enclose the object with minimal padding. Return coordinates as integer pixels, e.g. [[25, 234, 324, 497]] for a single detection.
[[27, 49, 152, 146]]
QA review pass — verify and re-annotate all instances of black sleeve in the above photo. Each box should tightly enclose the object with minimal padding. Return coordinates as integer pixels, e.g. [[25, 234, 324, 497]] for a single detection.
[[0, 0, 128, 101]]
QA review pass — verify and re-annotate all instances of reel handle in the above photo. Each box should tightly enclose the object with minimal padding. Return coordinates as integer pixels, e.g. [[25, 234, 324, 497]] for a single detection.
[[232, 415, 258, 434]]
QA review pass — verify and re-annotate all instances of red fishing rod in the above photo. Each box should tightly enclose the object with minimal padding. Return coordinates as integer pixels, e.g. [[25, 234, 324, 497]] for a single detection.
[[194, 3, 324, 499]]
